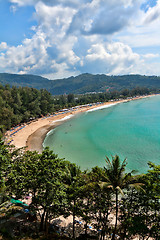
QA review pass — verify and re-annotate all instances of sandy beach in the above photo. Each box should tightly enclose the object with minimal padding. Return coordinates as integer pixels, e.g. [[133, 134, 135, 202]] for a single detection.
[[5, 95, 153, 153]]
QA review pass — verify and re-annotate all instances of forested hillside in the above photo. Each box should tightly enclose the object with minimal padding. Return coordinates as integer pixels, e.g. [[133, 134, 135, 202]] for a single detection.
[[0, 73, 160, 95], [0, 85, 54, 133], [0, 73, 49, 90]]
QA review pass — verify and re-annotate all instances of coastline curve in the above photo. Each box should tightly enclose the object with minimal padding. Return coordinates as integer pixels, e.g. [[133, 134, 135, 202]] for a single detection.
[[5, 95, 154, 152]]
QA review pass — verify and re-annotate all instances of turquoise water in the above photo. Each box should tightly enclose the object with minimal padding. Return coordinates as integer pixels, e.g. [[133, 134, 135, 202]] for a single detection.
[[43, 96, 160, 173]]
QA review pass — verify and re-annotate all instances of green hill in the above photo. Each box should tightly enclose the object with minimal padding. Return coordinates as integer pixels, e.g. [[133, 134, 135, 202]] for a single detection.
[[0, 73, 49, 89], [0, 73, 160, 95]]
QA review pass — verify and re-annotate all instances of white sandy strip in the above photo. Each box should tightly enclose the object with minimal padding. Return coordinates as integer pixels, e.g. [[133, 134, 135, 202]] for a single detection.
[[87, 102, 120, 112], [52, 114, 74, 123]]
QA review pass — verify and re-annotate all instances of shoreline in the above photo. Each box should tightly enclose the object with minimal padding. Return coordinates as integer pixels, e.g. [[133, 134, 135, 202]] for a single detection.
[[5, 95, 156, 153]]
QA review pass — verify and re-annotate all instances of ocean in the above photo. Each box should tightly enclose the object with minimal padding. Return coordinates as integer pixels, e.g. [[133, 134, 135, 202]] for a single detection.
[[43, 95, 160, 173]]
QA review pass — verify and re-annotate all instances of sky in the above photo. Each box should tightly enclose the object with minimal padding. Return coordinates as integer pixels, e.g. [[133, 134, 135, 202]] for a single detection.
[[0, 0, 160, 80]]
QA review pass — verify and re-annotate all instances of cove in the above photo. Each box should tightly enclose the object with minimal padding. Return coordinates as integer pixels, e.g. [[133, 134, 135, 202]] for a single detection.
[[43, 95, 160, 173]]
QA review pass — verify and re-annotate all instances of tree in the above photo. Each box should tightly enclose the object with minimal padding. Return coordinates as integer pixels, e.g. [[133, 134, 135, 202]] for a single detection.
[[118, 162, 160, 239], [134, 162, 160, 239], [59, 95, 67, 107], [65, 162, 83, 239], [103, 155, 139, 240], [7, 148, 67, 233], [89, 167, 113, 240], [0, 85, 55, 133], [0, 137, 11, 204], [67, 93, 75, 104], [144, 162, 160, 239]]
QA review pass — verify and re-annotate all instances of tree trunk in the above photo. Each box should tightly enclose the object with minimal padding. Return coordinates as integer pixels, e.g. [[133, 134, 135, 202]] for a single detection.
[[73, 200, 76, 239], [44, 210, 49, 235], [112, 190, 118, 240], [39, 207, 46, 231], [85, 223, 88, 236], [122, 190, 134, 240]]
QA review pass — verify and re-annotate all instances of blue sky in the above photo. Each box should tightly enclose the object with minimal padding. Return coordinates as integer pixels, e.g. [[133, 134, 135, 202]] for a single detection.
[[0, 0, 160, 79]]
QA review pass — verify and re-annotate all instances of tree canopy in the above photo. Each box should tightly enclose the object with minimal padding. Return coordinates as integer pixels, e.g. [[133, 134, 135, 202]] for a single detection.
[[0, 136, 159, 239]]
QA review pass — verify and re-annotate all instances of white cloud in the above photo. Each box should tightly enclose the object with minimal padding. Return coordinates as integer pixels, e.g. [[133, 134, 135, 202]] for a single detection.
[[1, 0, 159, 78], [10, 0, 85, 8], [85, 42, 141, 75], [10, 0, 35, 6], [0, 42, 7, 51], [67, 0, 144, 35], [34, 2, 76, 35], [0, 31, 50, 74], [34, 2, 80, 67], [114, 1, 160, 48], [143, 53, 159, 59], [44, 60, 80, 79], [0, 1, 80, 78], [143, 0, 160, 24]]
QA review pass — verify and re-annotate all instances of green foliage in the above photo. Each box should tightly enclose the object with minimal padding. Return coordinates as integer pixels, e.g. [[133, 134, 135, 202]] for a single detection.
[[0, 85, 54, 132], [103, 155, 144, 240], [64, 162, 84, 238], [0, 137, 12, 206], [0, 73, 160, 95], [67, 93, 75, 104], [0, 140, 159, 239], [54, 86, 154, 112], [6, 147, 67, 232], [0, 137, 10, 190], [87, 167, 113, 238]]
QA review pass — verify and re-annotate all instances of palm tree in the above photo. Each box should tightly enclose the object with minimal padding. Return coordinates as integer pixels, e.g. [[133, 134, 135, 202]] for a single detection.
[[102, 155, 140, 240]]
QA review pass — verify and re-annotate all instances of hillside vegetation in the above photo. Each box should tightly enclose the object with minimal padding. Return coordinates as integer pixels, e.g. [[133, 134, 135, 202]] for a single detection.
[[0, 85, 54, 133], [0, 73, 160, 95]]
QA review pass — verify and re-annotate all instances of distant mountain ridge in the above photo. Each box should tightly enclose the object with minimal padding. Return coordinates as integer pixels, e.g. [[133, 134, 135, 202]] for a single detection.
[[0, 72, 160, 95]]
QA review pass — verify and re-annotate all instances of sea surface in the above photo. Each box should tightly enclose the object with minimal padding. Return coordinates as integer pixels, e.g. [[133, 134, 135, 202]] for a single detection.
[[43, 95, 160, 173]]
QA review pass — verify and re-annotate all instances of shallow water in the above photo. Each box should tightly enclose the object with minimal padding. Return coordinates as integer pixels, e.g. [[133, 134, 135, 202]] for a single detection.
[[43, 95, 160, 173]]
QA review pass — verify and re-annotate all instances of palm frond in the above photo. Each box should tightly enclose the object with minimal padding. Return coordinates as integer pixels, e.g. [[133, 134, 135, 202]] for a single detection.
[[105, 156, 112, 168], [119, 157, 127, 174], [116, 186, 124, 196], [99, 182, 113, 190], [129, 183, 145, 192]]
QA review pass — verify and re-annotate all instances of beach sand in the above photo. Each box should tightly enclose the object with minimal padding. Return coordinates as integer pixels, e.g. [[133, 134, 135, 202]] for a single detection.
[[5, 95, 153, 153]]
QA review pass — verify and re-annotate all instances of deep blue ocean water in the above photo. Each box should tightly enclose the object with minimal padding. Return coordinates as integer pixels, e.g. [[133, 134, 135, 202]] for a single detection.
[[43, 95, 160, 173]]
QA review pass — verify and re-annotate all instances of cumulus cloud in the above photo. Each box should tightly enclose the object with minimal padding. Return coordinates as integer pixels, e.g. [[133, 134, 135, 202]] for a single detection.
[[34, 2, 80, 66], [83, 42, 141, 75], [1, 0, 159, 78], [0, 1, 80, 78], [0, 31, 50, 74], [34, 2, 76, 34]]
